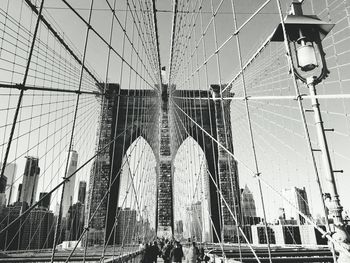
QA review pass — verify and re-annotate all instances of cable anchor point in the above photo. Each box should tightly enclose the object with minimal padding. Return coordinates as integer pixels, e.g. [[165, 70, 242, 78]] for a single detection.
[[62, 177, 70, 182], [294, 94, 306, 101], [254, 172, 261, 178]]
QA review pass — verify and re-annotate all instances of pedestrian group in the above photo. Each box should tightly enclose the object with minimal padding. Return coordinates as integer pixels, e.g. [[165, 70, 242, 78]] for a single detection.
[[140, 239, 209, 263]]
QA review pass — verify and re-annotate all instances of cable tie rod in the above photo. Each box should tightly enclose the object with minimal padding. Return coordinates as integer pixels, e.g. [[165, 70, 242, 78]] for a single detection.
[[333, 170, 344, 173], [312, 149, 322, 152], [15, 83, 26, 90], [294, 94, 306, 101], [324, 128, 335, 132], [305, 109, 314, 112]]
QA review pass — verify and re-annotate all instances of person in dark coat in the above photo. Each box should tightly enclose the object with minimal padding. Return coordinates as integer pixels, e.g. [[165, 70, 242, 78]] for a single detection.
[[150, 241, 160, 263], [198, 246, 205, 262], [162, 240, 173, 263], [170, 241, 184, 263], [142, 243, 153, 263]]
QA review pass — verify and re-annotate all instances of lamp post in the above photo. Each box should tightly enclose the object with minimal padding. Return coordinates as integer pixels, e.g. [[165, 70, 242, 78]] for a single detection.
[[271, 1, 350, 260]]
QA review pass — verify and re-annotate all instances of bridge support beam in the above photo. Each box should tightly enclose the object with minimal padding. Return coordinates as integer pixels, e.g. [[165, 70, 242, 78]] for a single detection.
[[87, 84, 159, 245], [210, 85, 241, 243], [157, 84, 173, 238]]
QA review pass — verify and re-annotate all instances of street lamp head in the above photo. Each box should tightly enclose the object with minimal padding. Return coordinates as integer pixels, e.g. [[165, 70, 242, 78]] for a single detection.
[[271, 15, 335, 43], [271, 2, 335, 84]]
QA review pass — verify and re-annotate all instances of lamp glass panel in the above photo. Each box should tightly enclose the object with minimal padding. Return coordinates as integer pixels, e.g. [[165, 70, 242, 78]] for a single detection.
[[296, 44, 318, 71]]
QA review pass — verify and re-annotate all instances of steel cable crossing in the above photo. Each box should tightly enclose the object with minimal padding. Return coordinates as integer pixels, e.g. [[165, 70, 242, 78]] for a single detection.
[[168, 0, 350, 261], [2, 0, 350, 261], [0, 0, 161, 261]]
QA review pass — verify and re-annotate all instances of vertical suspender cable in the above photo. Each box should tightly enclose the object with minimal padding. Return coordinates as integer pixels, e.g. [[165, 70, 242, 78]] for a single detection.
[[168, 0, 178, 87], [63, 112, 158, 262], [171, 102, 224, 247], [274, 0, 336, 261], [151, 0, 162, 86], [106, 2, 128, 257], [198, 6, 220, 244], [50, 0, 95, 262], [119, 10, 138, 253], [114, 4, 132, 257], [98, 0, 117, 260], [228, 1, 272, 262], [0, 0, 45, 181], [208, 0, 239, 257], [1, 0, 44, 252]]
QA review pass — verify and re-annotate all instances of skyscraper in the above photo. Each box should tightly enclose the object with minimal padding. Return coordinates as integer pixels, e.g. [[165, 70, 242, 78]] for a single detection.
[[0, 204, 22, 250], [0, 163, 17, 205], [78, 181, 86, 204], [0, 175, 7, 206], [20, 208, 54, 249], [65, 181, 86, 241], [282, 187, 311, 225], [66, 202, 84, 241], [62, 150, 78, 218], [20, 157, 40, 207], [16, 184, 22, 202], [241, 185, 257, 219], [38, 192, 51, 210]]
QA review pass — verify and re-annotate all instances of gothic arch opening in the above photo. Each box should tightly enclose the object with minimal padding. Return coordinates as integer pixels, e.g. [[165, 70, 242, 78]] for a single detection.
[[173, 136, 212, 242], [118, 136, 157, 242]]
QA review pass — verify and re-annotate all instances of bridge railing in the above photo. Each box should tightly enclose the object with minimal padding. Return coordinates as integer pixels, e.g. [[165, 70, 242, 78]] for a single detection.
[[104, 250, 143, 263]]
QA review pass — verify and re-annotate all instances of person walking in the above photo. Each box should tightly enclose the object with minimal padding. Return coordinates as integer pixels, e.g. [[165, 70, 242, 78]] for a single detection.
[[185, 242, 199, 263], [198, 246, 205, 263], [162, 240, 173, 263], [150, 241, 160, 263], [142, 243, 153, 263], [170, 241, 184, 263]]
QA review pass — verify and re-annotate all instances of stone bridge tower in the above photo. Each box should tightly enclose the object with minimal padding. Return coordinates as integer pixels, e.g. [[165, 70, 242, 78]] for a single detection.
[[87, 83, 241, 244]]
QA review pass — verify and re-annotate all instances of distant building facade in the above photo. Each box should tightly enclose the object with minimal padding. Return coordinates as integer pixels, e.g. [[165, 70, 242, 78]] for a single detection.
[[20, 208, 55, 249], [0, 175, 7, 206], [16, 184, 22, 202], [38, 192, 51, 210], [282, 187, 311, 225], [0, 203, 22, 250], [241, 185, 257, 217], [62, 150, 78, 218], [0, 163, 17, 205], [0, 203, 54, 250], [66, 202, 85, 241], [78, 181, 86, 204], [20, 157, 40, 207], [240, 185, 261, 225]]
